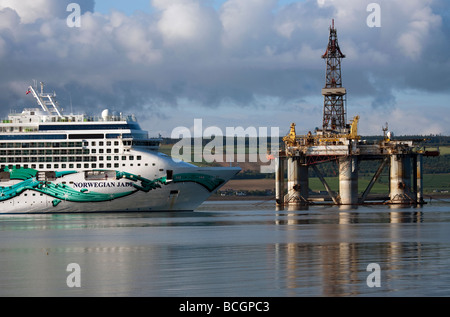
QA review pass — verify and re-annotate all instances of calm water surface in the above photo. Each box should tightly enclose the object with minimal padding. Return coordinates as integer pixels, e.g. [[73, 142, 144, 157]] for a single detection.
[[1, 200, 450, 297]]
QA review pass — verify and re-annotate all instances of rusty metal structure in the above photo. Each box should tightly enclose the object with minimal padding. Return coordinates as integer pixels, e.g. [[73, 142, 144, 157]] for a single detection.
[[322, 19, 347, 132], [275, 21, 438, 209]]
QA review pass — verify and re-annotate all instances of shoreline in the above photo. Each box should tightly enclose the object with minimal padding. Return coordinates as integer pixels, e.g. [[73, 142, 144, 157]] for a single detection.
[[208, 193, 450, 201]]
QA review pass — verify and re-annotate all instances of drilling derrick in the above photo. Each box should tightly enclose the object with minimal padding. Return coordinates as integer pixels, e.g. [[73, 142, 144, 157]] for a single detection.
[[321, 20, 347, 133]]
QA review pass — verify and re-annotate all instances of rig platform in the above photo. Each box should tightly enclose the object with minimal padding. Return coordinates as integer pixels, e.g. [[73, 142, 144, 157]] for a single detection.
[[275, 20, 438, 209]]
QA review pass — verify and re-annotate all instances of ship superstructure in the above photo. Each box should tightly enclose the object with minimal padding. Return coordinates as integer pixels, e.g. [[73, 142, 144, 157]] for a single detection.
[[0, 82, 240, 213]]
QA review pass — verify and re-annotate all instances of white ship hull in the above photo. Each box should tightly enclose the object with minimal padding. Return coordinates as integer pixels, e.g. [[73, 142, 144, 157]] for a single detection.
[[0, 165, 240, 214]]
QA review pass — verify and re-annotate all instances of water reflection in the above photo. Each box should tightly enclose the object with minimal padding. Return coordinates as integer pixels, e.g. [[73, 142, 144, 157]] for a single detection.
[[272, 207, 433, 296], [0, 200, 449, 296]]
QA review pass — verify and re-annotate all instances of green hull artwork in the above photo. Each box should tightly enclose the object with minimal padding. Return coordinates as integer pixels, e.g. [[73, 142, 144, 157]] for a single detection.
[[0, 167, 225, 207]]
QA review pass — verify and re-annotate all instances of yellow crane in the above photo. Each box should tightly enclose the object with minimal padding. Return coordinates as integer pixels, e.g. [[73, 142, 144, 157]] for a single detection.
[[348, 115, 360, 140]]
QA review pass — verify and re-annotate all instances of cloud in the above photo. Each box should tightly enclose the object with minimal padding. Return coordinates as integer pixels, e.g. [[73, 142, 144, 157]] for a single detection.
[[0, 0, 449, 136]]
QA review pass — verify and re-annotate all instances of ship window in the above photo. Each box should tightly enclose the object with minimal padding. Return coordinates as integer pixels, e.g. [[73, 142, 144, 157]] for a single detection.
[[114, 163, 119, 168], [107, 141, 111, 146], [84, 164, 89, 168], [106, 149, 111, 153], [99, 163, 104, 168], [76, 164, 81, 168], [99, 149, 104, 153], [129, 156, 134, 160], [122, 156, 126, 160], [107, 163, 111, 168], [99, 141, 104, 146], [137, 156, 142, 160], [114, 141, 119, 146], [62, 164, 66, 168], [91, 141, 96, 146], [114, 149, 119, 153], [107, 156, 111, 161], [0, 135, 66, 141], [54, 164, 59, 169], [167, 170, 173, 181], [92, 149, 96, 154], [69, 134, 104, 140]]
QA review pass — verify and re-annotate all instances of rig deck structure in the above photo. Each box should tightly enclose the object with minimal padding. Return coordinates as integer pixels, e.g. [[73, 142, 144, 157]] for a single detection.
[[275, 20, 438, 209]]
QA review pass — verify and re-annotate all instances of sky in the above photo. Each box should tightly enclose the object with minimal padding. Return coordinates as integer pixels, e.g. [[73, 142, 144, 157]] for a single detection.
[[0, 0, 449, 137]]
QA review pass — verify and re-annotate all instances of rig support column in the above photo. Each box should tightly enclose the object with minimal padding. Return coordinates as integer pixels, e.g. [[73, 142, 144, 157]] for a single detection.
[[416, 154, 424, 204], [339, 156, 359, 205], [389, 154, 412, 204], [275, 156, 285, 206], [286, 157, 309, 205], [298, 161, 309, 204], [287, 157, 299, 204]]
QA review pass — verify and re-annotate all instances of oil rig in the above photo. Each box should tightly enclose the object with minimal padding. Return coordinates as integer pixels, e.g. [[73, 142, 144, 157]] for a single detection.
[[275, 20, 437, 208]]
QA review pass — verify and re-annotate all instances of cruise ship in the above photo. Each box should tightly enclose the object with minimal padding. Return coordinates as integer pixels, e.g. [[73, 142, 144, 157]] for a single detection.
[[0, 82, 240, 213]]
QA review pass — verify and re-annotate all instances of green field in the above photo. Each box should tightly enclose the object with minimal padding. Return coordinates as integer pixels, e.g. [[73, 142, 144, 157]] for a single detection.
[[308, 173, 449, 194], [437, 146, 450, 155]]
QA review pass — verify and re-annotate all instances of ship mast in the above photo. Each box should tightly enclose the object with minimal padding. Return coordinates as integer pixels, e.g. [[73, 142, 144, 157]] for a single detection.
[[27, 82, 63, 117]]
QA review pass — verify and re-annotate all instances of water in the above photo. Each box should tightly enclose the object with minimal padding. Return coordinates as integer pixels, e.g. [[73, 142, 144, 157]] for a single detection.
[[1, 200, 450, 297]]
